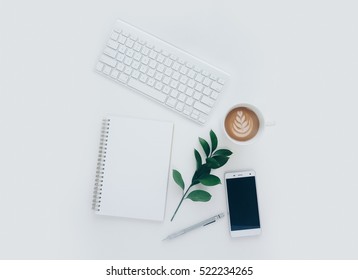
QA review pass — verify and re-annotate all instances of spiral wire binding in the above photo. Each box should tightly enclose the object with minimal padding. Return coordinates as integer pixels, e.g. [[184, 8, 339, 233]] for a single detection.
[[92, 118, 110, 211]]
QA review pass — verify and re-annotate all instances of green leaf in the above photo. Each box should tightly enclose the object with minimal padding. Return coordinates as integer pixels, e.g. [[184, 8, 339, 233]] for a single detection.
[[212, 156, 230, 169], [192, 164, 211, 183], [194, 149, 202, 170], [206, 157, 220, 169], [199, 174, 221, 186], [186, 190, 212, 202], [210, 130, 218, 154], [172, 169, 185, 190], [213, 149, 233, 157], [199, 137, 210, 157]]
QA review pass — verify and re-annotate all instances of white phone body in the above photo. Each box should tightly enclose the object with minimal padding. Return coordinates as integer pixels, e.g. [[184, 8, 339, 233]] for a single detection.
[[225, 170, 261, 237]]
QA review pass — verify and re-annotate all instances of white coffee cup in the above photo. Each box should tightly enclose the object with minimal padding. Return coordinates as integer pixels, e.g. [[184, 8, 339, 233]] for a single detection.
[[223, 103, 273, 145]]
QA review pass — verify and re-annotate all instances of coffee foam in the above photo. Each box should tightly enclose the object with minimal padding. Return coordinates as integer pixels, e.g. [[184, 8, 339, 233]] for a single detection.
[[224, 107, 260, 142]]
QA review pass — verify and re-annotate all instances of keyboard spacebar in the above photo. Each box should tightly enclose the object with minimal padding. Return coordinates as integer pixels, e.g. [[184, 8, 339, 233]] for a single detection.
[[127, 79, 167, 102]]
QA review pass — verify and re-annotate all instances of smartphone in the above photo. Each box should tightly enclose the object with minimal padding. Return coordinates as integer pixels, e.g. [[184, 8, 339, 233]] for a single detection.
[[225, 170, 261, 237]]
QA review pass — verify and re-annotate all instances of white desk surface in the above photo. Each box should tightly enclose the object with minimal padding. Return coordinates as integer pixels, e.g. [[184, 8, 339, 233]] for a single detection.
[[1, 0, 358, 259]]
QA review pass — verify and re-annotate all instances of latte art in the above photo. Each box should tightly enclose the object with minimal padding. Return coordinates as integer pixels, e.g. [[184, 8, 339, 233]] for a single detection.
[[224, 107, 260, 142], [232, 110, 254, 138]]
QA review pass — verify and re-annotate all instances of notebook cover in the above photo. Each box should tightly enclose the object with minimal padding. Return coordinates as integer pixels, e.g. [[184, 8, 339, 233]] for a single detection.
[[93, 116, 174, 221]]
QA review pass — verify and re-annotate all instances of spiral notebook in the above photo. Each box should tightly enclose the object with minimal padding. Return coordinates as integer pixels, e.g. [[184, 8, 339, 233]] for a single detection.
[[92, 116, 174, 221]]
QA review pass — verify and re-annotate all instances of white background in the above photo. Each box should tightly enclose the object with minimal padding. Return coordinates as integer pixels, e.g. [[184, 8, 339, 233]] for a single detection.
[[0, 0, 357, 259]]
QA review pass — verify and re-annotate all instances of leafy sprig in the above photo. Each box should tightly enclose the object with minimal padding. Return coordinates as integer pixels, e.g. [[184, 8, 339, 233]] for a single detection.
[[170, 130, 233, 221]]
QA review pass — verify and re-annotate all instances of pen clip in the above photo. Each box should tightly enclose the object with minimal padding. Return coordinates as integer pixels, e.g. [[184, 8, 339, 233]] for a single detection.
[[203, 220, 216, 226]]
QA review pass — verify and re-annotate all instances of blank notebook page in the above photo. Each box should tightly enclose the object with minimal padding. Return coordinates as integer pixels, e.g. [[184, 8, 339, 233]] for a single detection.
[[94, 116, 174, 221]]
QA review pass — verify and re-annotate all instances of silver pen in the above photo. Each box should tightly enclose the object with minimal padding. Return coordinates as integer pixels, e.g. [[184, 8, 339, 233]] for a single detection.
[[163, 213, 225, 241]]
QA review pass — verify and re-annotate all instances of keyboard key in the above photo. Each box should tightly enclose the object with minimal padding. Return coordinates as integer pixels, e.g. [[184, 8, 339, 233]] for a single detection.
[[170, 90, 179, 98], [131, 61, 140, 70], [118, 45, 126, 53], [217, 78, 225, 85], [195, 83, 203, 92], [147, 68, 155, 77], [126, 49, 134, 57], [155, 73, 163, 81], [166, 97, 177, 107], [164, 58, 173, 67], [149, 50, 157, 59], [118, 35, 126, 44], [210, 74, 217, 80], [154, 82, 163, 91], [187, 79, 195, 88], [163, 85, 171, 94], [211, 91, 219, 99], [203, 77, 211, 86], [183, 106, 192, 115], [176, 102, 184, 111], [110, 32, 119, 40], [149, 60, 157, 69], [157, 64, 165, 72], [202, 70, 209, 77], [133, 42, 142, 52], [178, 93, 186, 102], [124, 57, 133, 66], [116, 53, 125, 62], [147, 78, 155, 86], [187, 69, 196, 79], [139, 74, 148, 83], [180, 66, 188, 75], [141, 56, 149, 65], [118, 73, 129, 83], [172, 62, 180, 71], [157, 54, 165, 63], [191, 112, 199, 120], [179, 75, 188, 84], [203, 87, 212, 96], [124, 67, 132, 75], [125, 39, 134, 48], [201, 96, 215, 107], [193, 91, 201, 100], [170, 80, 178, 89], [104, 47, 117, 58], [195, 73, 204, 83], [133, 52, 142, 61], [185, 97, 194, 106], [164, 68, 173, 76], [194, 102, 211, 114], [139, 65, 147, 73], [111, 69, 119, 79], [172, 71, 180, 80], [162, 76, 170, 85], [107, 40, 119, 49], [210, 81, 223, 92], [103, 65, 112, 75], [128, 79, 167, 102], [141, 46, 149, 55], [131, 70, 140, 79], [116, 62, 125, 71], [96, 62, 104, 71], [178, 84, 186, 93], [198, 116, 207, 124], [100, 55, 117, 68], [185, 88, 194, 96]]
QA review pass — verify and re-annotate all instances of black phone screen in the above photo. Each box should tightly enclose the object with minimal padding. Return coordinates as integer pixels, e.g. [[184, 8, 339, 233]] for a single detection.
[[226, 176, 260, 231]]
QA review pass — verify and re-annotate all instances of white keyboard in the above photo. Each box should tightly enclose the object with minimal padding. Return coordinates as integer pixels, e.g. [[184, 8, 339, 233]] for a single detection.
[[96, 20, 230, 124]]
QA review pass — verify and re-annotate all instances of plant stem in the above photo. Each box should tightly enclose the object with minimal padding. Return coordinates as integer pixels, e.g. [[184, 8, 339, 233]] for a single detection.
[[170, 183, 195, 221]]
